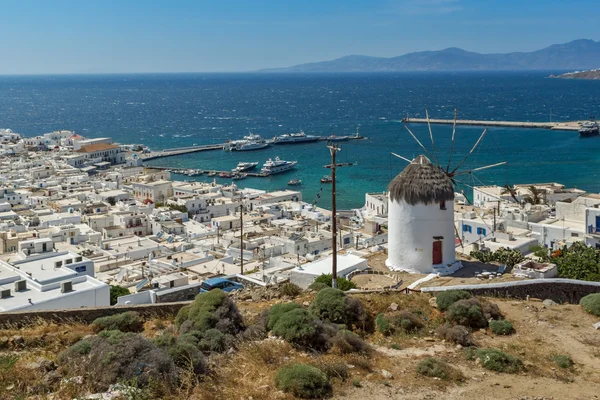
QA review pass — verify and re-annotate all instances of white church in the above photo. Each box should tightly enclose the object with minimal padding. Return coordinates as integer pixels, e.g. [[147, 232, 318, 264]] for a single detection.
[[385, 155, 462, 275]]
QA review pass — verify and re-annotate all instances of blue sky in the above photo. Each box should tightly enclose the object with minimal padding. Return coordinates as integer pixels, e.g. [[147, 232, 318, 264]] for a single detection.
[[0, 0, 598, 74]]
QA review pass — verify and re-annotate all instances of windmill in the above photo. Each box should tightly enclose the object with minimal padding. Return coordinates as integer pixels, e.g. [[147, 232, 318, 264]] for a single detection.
[[387, 109, 506, 274]]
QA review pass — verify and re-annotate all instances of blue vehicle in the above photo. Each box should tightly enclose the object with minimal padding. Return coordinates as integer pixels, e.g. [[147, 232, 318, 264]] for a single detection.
[[200, 277, 243, 293]]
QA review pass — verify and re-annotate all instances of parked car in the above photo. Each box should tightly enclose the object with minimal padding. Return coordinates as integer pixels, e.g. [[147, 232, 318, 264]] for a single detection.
[[200, 277, 243, 293]]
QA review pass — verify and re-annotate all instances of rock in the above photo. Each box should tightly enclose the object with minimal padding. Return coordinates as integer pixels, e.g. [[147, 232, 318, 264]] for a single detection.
[[44, 370, 62, 386], [593, 322, 600, 330], [456, 344, 463, 350], [381, 369, 393, 379], [388, 302, 399, 311], [423, 337, 435, 342], [251, 292, 262, 302], [429, 297, 438, 308], [10, 335, 24, 347], [542, 299, 558, 307], [475, 358, 481, 366], [62, 375, 84, 385], [302, 301, 310, 306], [0, 336, 9, 349]]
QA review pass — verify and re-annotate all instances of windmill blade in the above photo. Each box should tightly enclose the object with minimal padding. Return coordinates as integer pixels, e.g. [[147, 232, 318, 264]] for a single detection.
[[454, 223, 464, 249], [446, 107, 458, 173], [403, 124, 434, 159], [391, 152, 413, 164], [450, 127, 488, 175], [453, 161, 507, 176], [425, 109, 441, 166]]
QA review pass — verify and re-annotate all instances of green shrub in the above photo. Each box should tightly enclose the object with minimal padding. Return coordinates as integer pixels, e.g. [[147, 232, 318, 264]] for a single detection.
[[59, 333, 177, 391], [280, 282, 302, 297], [417, 357, 463, 380], [489, 320, 514, 335], [175, 289, 244, 335], [446, 299, 488, 329], [551, 354, 574, 369], [435, 324, 474, 346], [436, 291, 472, 312], [109, 285, 131, 305], [92, 311, 144, 333], [317, 361, 349, 380], [474, 349, 523, 373], [0, 354, 19, 370], [580, 293, 600, 317], [310, 287, 369, 329], [376, 313, 393, 336], [274, 363, 332, 399], [313, 274, 357, 291], [271, 308, 328, 350], [330, 330, 370, 354], [394, 311, 424, 332], [308, 282, 329, 292], [267, 302, 301, 330], [167, 340, 206, 374], [153, 333, 177, 348], [198, 329, 231, 353]]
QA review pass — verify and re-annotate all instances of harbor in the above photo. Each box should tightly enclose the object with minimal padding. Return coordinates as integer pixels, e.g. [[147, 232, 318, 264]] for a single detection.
[[401, 117, 585, 131]]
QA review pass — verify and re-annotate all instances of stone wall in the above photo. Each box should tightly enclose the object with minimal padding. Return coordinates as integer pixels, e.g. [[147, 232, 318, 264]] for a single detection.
[[155, 283, 202, 303], [420, 278, 600, 304], [0, 301, 191, 328]]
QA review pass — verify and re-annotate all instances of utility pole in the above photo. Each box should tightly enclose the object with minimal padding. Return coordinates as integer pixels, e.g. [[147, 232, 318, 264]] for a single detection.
[[329, 143, 339, 289]]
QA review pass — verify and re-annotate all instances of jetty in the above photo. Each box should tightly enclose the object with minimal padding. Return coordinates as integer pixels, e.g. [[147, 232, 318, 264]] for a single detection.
[[401, 118, 583, 131], [140, 144, 224, 161]]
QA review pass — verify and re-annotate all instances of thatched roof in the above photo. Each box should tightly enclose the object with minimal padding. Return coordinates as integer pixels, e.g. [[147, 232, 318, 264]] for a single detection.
[[388, 155, 454, 205]]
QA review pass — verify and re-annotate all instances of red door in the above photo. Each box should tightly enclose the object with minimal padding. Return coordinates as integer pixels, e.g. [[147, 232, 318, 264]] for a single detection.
[[432, 241, 442, 264]]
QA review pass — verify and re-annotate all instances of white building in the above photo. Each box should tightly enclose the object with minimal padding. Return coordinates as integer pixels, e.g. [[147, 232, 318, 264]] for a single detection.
[[290, 253, 368, 289], [132, 180, 173, 203], [386, 155, 461, 274]]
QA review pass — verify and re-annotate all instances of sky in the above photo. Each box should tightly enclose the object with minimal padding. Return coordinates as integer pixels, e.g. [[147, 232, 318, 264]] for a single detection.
[[0, 0, 598, 74]]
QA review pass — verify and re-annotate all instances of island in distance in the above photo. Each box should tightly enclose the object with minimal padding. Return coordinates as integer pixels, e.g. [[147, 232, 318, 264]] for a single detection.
[[550, 69, 600, 80], [261, 39, 600, 72]]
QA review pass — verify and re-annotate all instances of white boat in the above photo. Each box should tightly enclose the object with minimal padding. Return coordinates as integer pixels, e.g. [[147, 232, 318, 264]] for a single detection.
[[272, 131, 319, 144], [232, 161, 259, 172], [260, 157, 297, 175], [327, 134, 349, 142], [223, 133, 270, 151]]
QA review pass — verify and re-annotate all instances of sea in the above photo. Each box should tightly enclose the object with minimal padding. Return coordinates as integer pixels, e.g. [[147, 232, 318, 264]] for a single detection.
[[1, 72, 600, 209]]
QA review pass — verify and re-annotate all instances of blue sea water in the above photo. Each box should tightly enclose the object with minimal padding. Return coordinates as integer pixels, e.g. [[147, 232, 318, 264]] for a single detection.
[[1, 72, 600, 209]]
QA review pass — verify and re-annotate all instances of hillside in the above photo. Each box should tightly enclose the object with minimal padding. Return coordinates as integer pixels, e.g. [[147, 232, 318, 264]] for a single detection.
[[262, 39, 600, 72], [551, 69, 600, 80], [1, 285, 600, 399]]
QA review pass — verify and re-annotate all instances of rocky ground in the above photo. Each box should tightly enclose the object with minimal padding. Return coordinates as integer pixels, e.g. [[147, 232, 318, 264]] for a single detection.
[[0, 287, 599, 400]]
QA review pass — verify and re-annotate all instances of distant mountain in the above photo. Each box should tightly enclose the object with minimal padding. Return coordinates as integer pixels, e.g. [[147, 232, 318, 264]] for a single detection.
[[551, 68, 600, 80], [262, 39, 600, 72]]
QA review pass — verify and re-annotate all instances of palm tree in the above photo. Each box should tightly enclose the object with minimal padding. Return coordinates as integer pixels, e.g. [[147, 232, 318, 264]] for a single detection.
[[524, 185, 545, 205], [501, 184, 520, 203]]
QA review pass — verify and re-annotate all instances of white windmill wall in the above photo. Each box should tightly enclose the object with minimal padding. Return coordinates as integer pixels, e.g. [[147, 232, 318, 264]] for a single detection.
[[386, 197, 457, 274]]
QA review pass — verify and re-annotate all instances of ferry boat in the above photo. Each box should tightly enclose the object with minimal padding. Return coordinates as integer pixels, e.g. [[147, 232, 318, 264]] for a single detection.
[[223, 134, 270, 151], [320, 175, 333, 183], [260, 157, 296, 175], [327, 134, 349, 142], [232, 162, 259, 172], [287, 179, 302, 186], [272, 131, 319, 144], [579, 121, 599, 137]]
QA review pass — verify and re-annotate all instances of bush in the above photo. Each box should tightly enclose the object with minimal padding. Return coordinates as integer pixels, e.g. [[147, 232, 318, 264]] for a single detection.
[[313, 274, 357, 291], [316, 361, 349, 381], [280, 283, 302, 297], [417, 358, 464, 380], [435, 324, 474, 347], [59, 333, 177, 391], [489, 320, 514, 335], [551, 354, 574, 369], [446, 299, 488, 329], [330, 330, 370, 354], [92, 311, 144, 333], [176, 289, 244, 335], [436, 291, 472, 312], [580, 293, 600, 317], [167, 340, 206, 374], [267, 302, 301, 330], [198, 329, 232, 353], [310, 288, 369, 329], [376, 313, 392, 335], [274, 363, 332, 399], [271, 308, 328, 350], [308, 282, 329, 292], [109, 285, 131, 305], [474, 349, 523, 373]]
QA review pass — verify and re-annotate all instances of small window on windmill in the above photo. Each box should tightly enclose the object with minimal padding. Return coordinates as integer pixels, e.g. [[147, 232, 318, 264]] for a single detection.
[[61, 281, 73, 293], [440, 200, 446, 210]]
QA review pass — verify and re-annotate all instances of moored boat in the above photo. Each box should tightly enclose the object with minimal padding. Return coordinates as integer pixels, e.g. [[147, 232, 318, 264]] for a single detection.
[[232, 161, 259, 172], [260, 157, 296, 175], [288, 179, 302, 186], [327, 134, 349, 142], [320, 175, 332, 183], [272, 131, 319, 144], [579, 121, 599, 137]]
